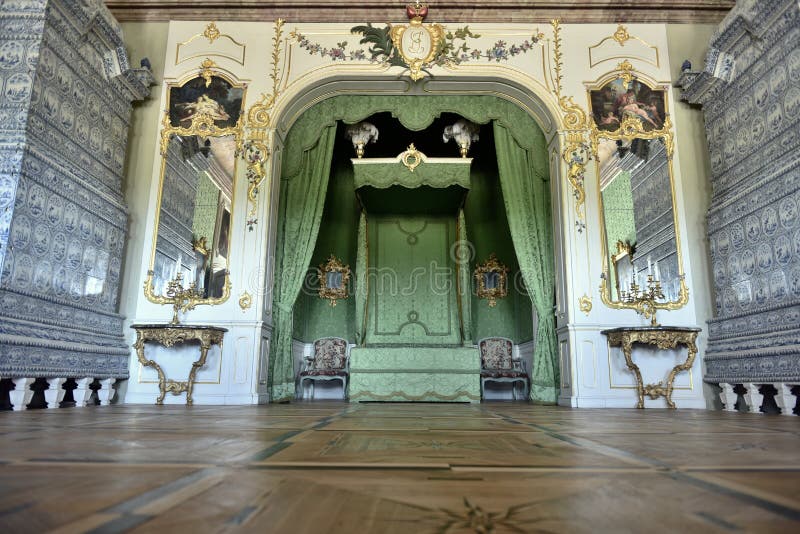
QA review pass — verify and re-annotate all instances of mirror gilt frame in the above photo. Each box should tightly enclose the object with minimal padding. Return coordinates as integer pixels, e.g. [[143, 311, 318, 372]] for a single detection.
[[611, 240, 633, 300], [143, 65, 247, 309], [475, 253, 509, 308], [587, 65, 689, 313], [318, 255, 351, 307]]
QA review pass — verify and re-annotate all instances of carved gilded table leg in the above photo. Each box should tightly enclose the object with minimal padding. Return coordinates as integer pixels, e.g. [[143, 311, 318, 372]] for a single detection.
[[186, 333, 214, 406], [133, 331, 169, 405], [620, 338, 645, 409], [664, 338, 698, 409]]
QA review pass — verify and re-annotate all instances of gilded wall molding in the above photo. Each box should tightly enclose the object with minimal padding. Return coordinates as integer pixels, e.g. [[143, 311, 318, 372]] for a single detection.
[[588, 24, 660, 68], [549, 19, 591, 232], [239, 291, 253, 311], [243, 18, 285, 231], [579, 294, 592, 315], [176, 21, 247, 65]]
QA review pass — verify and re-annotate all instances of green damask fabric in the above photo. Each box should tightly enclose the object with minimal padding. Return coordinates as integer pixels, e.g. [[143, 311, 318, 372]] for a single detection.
[[456, 209, 473, 345], [352, 160, 471, 190], [349, 347, 481, 402], [602, 171, 636, 300], [292, 154, 359, 343], [268, 125, 337, 402], [355, 211, 368, 345], [464, 162, 534, 343], [493, 122, 558, 403], [366, 215, 460, 346]]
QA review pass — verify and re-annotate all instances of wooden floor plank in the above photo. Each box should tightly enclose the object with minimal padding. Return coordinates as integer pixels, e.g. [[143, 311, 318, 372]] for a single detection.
[[0, 402, 798, 532]]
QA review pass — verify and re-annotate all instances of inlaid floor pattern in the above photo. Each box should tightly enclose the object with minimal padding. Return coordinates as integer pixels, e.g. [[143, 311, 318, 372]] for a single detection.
[[1, 403, 799, 532]]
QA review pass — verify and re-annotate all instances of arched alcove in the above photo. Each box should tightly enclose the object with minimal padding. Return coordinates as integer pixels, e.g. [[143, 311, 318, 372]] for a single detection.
[[262, 80, 569, 404]]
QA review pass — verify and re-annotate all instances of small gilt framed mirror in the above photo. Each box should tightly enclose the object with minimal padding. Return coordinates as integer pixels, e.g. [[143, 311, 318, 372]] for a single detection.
[[475, 253, 508, 307], [589, 65, 689, 315], [318, 255, 351, 306], [144, 64, 245, 312], [611, 240, 634, 301]]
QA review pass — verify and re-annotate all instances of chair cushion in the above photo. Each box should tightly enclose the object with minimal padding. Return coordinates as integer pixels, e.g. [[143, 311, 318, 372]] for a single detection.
[[479, 338, 513, 370], [481, 370, 527, 379], [300, 369, 348, 377], [312, 338, 348, 371]]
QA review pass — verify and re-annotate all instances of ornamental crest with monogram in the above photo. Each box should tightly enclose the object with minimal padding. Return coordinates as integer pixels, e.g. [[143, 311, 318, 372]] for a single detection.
[[390, 2, 445, 81]]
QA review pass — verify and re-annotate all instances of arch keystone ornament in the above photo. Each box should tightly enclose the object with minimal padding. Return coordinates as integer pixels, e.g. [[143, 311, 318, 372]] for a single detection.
[[390, 1, 445, 81]]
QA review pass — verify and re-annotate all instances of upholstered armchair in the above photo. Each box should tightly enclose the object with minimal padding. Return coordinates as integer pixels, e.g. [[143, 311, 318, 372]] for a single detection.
[[299, 337, 350, 400], [478, 337, 529, 400]]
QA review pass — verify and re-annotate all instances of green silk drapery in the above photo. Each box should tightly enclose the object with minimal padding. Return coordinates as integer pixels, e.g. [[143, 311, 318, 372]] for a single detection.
[[268, 125, 337, 402], [457, 209, 473, 345], [493, 122, 559, 403], [280, 95, 545, 182], [355, 211, 368, 345]]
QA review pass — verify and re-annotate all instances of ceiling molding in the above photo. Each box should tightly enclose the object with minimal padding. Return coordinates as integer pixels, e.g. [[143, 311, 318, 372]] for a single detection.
[[106, 1, 734, 24]]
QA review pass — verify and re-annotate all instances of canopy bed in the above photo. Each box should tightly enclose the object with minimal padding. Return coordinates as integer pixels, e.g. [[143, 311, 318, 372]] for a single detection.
[[267, 95, 558, 403]]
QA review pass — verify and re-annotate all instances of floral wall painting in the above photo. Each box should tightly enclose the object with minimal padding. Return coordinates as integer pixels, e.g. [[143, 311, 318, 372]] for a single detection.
[[168, 76, 244, 128], [590, 79, 666, 132]]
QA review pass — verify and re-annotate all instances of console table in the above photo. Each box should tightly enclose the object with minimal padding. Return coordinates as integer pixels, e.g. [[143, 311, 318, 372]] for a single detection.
[[131, 324, 227, 405], [601, 326, 700, 409]]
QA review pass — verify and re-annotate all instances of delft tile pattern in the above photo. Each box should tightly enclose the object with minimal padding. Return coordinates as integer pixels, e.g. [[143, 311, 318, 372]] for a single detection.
[[151, 135, 208, 289], [629, 141, 681, 301], [0, 0, 152, 379], [680, 0, 800, 383], [0, 0, 45, 279]]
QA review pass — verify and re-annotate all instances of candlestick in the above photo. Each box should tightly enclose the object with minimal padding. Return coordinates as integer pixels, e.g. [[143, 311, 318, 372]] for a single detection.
[[618, 268, 665, 326], [164, 272, 202, 325]]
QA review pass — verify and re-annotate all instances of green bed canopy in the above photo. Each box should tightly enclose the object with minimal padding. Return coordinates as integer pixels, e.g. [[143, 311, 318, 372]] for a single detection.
[[269, 94, 558, 404]]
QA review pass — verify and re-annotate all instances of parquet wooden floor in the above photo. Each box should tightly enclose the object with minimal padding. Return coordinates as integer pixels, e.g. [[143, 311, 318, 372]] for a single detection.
[[1, 403, 798, 532]]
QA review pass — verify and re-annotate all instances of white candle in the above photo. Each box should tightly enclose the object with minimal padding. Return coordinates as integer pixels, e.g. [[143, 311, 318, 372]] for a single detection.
[[654, 261, 661, 281], [647, 257, 652, 276]]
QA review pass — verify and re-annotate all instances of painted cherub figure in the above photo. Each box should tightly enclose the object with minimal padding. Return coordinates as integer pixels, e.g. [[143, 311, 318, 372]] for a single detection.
[[598, 110, 620, 129]]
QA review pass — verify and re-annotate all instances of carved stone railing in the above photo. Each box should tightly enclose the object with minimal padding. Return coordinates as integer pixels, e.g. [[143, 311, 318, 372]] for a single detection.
[[1, 377, 117, 411], [718, 383, 799, 416]]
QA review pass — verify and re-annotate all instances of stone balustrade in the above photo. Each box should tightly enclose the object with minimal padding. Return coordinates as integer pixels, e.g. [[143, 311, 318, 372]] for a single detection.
[[718, 383, 799, 416], [2, 378, 118, 411]]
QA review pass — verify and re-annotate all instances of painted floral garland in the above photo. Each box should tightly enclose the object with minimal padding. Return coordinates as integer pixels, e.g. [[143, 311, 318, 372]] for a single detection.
[[290, 25, 544, 68]]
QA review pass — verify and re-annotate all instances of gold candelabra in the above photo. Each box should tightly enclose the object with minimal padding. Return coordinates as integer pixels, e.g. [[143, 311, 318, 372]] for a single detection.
[[165, 272, 202, 325], [620, 274, 665, 326]]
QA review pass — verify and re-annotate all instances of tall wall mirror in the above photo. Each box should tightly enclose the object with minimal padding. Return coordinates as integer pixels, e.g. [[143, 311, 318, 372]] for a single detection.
[[144, 71, 245, 305], [589, 72, 688, 310]]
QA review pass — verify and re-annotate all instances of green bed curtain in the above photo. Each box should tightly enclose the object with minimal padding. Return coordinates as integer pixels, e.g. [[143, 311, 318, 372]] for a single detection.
[[355, 210, 368, 345], [493, 122, 559, 403], [457, 209, 473, 345], [268, 125, 337, 402]]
